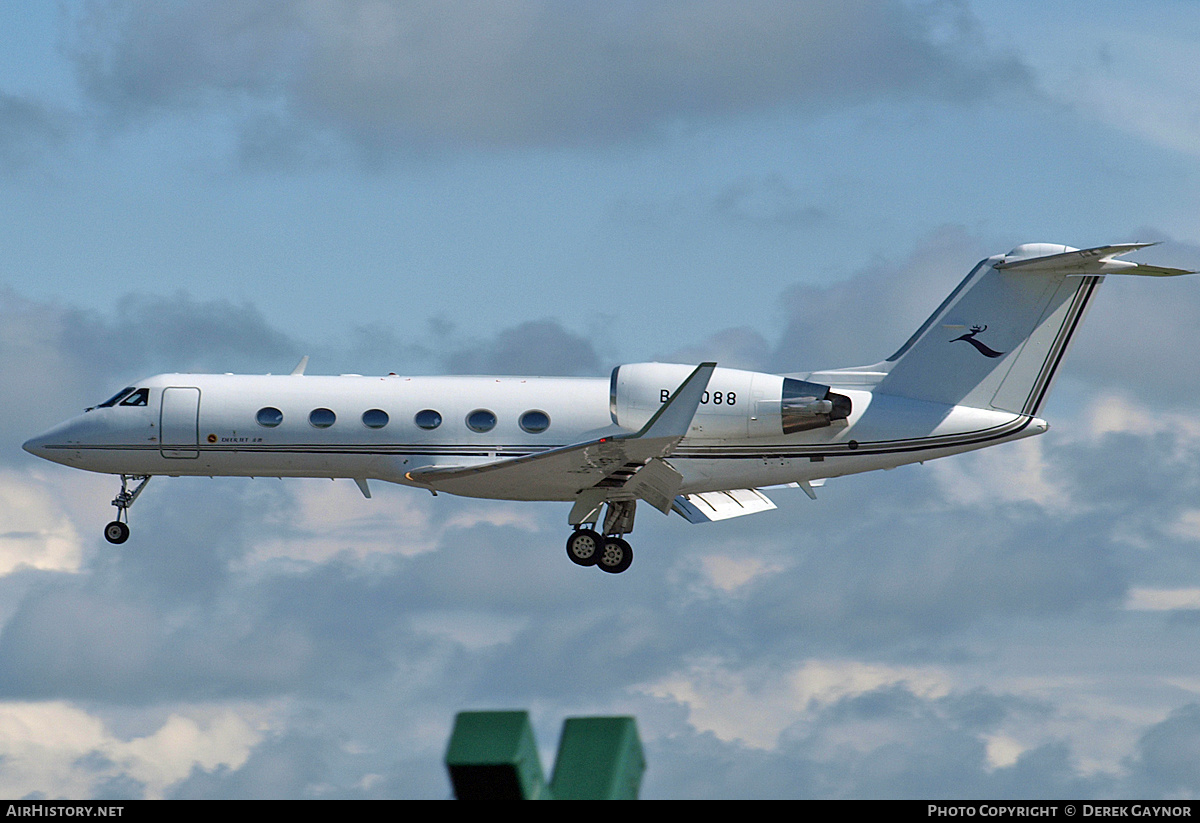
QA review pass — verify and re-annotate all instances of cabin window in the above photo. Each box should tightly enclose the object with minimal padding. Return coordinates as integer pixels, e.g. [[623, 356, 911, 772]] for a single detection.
[[119, 388, 149, 407], [466, 409, 497, 433], [256, 407, 283, 427], [309, 408, 336, 428], [519, 410, 550, 434], [362, 409, 389, 429], [414, 409, 442, 430]]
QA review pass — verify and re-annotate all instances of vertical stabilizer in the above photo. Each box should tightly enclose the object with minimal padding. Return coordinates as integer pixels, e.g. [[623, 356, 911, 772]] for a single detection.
[[876, 243, 1190, 415]]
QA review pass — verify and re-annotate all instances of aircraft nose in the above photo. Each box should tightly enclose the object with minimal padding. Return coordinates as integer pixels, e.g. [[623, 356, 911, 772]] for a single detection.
[[22, 433, 49, 457], [22, 418, 85, 465]]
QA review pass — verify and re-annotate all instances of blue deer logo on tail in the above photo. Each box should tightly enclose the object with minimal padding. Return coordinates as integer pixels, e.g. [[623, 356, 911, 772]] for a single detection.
[[950, 325, 1005, 358]]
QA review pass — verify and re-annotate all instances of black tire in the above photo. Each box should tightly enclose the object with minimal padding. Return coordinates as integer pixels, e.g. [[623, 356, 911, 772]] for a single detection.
[[597, 537, 633, 574], [566, 529, 602, 566], [104, 521, 130, 545]]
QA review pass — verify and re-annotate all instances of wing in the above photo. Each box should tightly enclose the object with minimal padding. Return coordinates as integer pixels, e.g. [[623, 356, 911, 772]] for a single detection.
[[403, 363, 716, 502]]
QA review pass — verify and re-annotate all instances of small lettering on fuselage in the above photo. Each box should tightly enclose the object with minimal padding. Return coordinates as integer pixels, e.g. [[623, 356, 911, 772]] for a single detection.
[[660, 389, 737, 405], [219, 437, 263, 443]]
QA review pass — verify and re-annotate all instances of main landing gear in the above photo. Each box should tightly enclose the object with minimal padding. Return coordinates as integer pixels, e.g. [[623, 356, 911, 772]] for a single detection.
[[565, 499, 636, 574], [104, 474, 150, 544]]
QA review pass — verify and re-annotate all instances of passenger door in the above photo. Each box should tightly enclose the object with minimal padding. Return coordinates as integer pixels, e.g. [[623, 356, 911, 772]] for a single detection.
[[160, 387, 200, 458]]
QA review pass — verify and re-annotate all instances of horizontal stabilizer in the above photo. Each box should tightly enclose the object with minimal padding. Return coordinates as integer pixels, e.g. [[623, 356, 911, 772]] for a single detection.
[[673, 488, 777, 524], [996, 243, 1194, 277]]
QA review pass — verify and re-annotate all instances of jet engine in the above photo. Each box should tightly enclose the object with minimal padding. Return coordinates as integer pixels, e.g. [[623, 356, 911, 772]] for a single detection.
[[609, 363, 851, 439]]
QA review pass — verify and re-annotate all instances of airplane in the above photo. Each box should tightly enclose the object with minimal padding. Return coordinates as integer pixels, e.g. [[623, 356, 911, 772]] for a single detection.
[[23, 243, 1193, 574]]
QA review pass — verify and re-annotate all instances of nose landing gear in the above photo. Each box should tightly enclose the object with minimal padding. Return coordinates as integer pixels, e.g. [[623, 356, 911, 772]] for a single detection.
[[105, 474, 150, 544]]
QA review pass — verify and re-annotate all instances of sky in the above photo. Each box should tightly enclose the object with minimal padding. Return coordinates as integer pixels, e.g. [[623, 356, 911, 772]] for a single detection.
[[2, 0, 1200, 799]]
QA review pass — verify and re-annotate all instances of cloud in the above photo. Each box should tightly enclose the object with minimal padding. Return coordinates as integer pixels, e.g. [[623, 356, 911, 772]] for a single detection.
[[1128, 703, 1200, 795], [71, 1, 1031, 155], [931, 437, 1071, 514], [0, 288, 302, 455], [1125, 588, 1200, 611], [768, 226, 992, 373], [659, 326, 775, 373], [1034, 26, 1200, 160], [0, 701, 260, 799], [0, 470, 85, 575], [0, 92, 68, 171], [63, 291, 301, 376], [443, 319, 602, 376], [642, 657, 952, 750], [1064, 240, 1200, 410], [640, 682, 1107, 799], [711, 174, 830, 230]]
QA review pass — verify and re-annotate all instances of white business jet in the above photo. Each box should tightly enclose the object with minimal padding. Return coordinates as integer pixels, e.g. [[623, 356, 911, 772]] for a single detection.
[[23, 243, 1192, 573]]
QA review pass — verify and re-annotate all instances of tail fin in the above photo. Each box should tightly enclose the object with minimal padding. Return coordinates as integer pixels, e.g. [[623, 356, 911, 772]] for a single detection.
[[875, 243, 1192, 415]]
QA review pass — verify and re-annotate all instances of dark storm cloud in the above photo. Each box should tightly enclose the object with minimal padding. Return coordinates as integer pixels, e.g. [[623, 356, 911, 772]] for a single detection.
[[71, 0, 1031, 153]]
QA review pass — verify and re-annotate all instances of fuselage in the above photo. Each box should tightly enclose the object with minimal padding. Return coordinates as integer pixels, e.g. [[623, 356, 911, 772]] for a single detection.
[[23, 369, 1047, 501]]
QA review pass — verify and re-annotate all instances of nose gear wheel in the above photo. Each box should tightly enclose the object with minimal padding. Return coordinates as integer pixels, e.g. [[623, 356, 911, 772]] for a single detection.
[[105, 475, 150, 544]]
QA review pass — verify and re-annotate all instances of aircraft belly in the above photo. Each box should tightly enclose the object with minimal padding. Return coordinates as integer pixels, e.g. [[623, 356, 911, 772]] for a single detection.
[[194, 449, 394, 479], [674, 410, 1042, 494], [401, 476, 577, 502]]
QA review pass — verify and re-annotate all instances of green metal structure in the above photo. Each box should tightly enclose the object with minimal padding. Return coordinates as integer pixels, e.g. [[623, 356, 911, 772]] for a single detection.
[[445, 710, 645, 800]]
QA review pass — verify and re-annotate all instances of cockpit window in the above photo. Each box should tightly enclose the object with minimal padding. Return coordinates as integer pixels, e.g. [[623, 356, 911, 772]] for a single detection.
[[119, 388, 149, 407], [97, 387, 136, 408]]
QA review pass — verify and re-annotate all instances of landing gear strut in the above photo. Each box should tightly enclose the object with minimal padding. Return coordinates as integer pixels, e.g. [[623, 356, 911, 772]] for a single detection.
[[105, 474, 150, 544], [566, 499, 636, 574]]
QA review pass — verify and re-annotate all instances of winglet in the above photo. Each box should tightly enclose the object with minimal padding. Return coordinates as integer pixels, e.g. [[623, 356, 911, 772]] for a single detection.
[[291, 356, 310, 375], [633, 362, 717, 440]]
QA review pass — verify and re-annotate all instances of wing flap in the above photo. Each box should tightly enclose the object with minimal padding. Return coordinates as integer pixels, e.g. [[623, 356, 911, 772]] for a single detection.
[[672, 488, 777, 524]]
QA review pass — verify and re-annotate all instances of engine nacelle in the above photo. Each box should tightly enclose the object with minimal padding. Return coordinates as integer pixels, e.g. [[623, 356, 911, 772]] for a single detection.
[[609, 363, 851, 440]]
